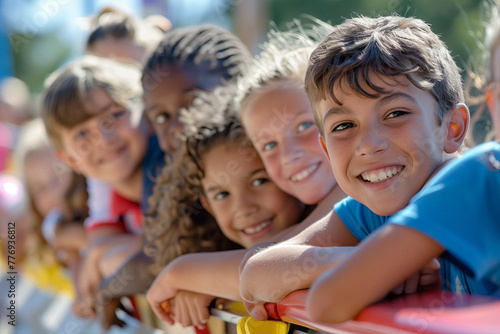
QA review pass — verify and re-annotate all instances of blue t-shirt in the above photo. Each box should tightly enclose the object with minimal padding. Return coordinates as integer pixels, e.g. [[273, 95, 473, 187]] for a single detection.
[[334, 198, 389, 241], [389, 142, 500, 297], [141, 135, 166, 212], [334, 143, 500, 297]]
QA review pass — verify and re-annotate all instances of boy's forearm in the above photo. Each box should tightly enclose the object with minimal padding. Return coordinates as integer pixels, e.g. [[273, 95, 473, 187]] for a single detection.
[[307, 225, 444, 323], [240, 245, 353, 304]]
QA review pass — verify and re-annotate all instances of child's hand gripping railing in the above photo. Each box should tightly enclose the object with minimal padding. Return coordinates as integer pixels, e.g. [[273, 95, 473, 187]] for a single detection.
[[211, 289, 500, 334]]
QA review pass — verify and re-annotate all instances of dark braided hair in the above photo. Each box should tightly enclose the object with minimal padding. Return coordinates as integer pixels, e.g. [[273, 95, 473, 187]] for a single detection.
[[142, 24, 252, 90]]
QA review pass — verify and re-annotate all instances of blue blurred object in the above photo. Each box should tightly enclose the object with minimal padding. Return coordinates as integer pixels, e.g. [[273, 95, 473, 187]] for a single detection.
[[0, 0, 13, 80]]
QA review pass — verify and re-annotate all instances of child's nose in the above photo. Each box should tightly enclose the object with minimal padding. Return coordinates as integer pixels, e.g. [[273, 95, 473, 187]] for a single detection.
[[99, 127, 117, 144], [234, 191, 259, 218], [356, 124, 388, 156], [165, 122, 183, 153], [280, 136, 304, 164]]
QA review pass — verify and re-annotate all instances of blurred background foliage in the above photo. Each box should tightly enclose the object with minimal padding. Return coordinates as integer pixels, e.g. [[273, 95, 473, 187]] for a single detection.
[[268, 0, 485, 75], [0, 0, 488, 100]]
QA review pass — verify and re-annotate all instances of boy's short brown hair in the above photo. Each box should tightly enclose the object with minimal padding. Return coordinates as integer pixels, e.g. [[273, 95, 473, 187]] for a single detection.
[[41, 55, 143, 149], [305, 15, 464, 136]]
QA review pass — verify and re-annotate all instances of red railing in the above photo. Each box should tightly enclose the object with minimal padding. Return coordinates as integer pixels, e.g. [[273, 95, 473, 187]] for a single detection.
[[260, 289, 500, 334]]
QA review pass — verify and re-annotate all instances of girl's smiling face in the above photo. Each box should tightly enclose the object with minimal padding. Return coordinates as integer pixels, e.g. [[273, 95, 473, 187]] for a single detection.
[[57, 88, 147, 186], [242, 82, 337, 205], [200, 142, 304, 249]]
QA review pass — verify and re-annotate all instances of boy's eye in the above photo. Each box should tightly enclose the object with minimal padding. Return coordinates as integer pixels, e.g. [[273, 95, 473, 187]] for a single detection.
[[297, 121, 313, 132], [155, 113, 171, 125], [263, 141, 277, 151], [332, 122, 355, 132], [386, 110, 408, 119], [252, 177, 268, 187]]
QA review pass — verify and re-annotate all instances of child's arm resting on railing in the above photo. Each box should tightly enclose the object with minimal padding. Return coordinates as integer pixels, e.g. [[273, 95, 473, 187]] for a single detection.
[[307, 224, 444, 323], [239, 211, 359, 320], [168, 290, 218, 328], [147, 249, 247, 323]]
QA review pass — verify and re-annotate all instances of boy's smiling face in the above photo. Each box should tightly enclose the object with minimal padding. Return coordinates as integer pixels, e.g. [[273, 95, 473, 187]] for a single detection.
[[319, 74, 453, 216], [57, 88, 147, 185]]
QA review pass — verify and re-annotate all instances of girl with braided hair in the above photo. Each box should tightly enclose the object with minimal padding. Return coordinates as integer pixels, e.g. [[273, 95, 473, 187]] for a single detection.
[[142, 24, 252, 153]]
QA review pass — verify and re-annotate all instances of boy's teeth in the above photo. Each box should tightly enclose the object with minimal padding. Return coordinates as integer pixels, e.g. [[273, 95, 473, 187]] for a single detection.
[[361, 166, 403, 183], [243, 220, 271, 234], [291, 164, 318, 182]]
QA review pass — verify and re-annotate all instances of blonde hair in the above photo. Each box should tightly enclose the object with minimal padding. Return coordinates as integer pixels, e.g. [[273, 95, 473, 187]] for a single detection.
[[237, 19, 332, 111], [144, 87, 243, 275], [41, 55, 143, 149]]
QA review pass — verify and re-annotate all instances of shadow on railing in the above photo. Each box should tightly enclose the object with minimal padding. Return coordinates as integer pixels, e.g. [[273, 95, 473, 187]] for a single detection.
[[212, 289, 500, 334]]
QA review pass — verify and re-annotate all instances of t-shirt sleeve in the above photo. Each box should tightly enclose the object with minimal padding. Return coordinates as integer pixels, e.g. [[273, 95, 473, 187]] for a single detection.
[[84, 178, 123, 232], [389, 142, 500, 283], [334, 196, 388, 241]]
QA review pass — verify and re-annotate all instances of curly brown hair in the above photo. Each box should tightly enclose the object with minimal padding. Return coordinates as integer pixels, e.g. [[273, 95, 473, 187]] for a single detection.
[[144, 86, 243, 275]]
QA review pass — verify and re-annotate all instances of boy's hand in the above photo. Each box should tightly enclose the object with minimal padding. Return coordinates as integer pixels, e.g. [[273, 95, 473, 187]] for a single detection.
[[170, 291, 215, 328], [391, 258, 441, 295]]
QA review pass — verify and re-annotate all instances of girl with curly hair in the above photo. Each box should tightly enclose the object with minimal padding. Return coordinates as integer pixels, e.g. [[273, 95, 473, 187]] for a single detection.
[[146, 87, 305, 329]]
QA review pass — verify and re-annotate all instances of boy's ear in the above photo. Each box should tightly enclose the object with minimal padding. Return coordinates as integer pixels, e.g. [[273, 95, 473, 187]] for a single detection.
[[55, 149, 81, 173], [444, 103, 470, 154], [200, 196, 214, 216], [319, 135, 331, 163]]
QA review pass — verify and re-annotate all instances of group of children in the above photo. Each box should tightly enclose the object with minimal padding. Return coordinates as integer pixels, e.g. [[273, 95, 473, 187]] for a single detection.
[[10, 3, 500, 333]]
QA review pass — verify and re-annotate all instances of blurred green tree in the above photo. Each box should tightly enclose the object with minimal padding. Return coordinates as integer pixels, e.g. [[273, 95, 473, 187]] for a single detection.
[[268, 0, 483, 73]]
